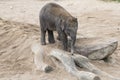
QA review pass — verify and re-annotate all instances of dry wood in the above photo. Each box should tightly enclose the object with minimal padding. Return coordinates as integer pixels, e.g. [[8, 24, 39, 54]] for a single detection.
[[31, 43, 53, 73], [68, 38, 118, 60], [50, 49, 100, 80], [72, 54, 120, 80], [31, 37, 119, 79]]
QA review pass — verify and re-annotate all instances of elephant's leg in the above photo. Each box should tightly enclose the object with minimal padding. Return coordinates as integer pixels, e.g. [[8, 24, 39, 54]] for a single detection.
[[61, 32, 68, 51], [57, 33, 61, 41], [56, 27, 68, 51], [48, 30, 55, 44], [40, 17, 47, 45], [41, 30, 46, 45]]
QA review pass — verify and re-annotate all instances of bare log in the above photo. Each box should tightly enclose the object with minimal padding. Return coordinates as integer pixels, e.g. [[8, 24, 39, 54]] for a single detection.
[[31, 42, 53, 73], [68, 38, 118, 60], [72, 54, 120, 80], [50, 49, 100, 80]]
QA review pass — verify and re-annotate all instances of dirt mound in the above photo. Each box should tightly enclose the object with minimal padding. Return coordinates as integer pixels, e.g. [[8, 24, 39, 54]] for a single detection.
[[0, 18, 40, 75]]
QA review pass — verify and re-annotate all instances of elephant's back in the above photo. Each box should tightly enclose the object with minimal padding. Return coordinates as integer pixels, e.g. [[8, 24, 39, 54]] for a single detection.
[[40, 3, 72, 21]]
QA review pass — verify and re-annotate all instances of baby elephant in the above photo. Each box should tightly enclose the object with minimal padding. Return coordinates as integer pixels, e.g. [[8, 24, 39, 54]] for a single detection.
[[39, 3, 78, 53]]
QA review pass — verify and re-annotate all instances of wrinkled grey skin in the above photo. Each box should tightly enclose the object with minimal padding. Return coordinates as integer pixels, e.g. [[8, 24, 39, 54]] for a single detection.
[[39, 3, 78, 53]]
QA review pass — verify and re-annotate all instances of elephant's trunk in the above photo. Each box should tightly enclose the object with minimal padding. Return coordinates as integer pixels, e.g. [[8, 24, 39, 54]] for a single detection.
[[71, 36, 76, 54]]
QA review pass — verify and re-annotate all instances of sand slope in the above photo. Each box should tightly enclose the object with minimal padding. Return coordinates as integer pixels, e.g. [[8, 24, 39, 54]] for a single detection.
[[0, 0, 120, 80]]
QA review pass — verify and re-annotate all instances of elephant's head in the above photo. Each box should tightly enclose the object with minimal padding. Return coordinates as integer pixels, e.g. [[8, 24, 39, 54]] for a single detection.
[[62, 17, 78, 53]]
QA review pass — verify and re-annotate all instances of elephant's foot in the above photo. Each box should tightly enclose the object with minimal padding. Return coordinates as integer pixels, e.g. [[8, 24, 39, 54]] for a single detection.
[[49, 39, 55, 44], [41, 41, 46, 45]]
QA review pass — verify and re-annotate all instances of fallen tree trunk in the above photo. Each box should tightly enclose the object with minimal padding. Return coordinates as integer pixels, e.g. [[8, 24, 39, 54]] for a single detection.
[[72, 54, 120, 80], [30, 38, 119, 79], [50, 49, 100, 80]]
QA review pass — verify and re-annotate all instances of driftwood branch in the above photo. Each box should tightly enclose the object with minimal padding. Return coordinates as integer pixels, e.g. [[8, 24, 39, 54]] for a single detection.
[[50, 49, 100, 80], [72, 54, 120, 80], [31, 43, 53, 73]]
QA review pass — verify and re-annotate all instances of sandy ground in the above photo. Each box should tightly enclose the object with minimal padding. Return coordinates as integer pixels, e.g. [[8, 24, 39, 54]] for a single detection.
[[0, 0, 120, 80]]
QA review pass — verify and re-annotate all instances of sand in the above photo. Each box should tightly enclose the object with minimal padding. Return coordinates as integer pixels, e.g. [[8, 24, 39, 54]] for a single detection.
[[0, 0, 120, 80]]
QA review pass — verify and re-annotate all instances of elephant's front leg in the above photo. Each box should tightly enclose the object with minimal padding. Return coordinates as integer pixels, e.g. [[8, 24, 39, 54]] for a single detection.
[[57, 33, 61, 41], [56, 27, 68, 51], [61, 32, 68, 51]]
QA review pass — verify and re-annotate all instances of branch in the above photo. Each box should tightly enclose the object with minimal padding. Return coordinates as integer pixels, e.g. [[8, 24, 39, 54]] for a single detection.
[[72, 54, 120, 80], [50, 49, 100, 80], [31, 43, 53, 73]]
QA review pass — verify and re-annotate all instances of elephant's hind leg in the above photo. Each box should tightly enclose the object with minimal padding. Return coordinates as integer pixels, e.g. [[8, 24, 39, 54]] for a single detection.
[[48, 30, 55, 44], [41, 30, 46, 45]]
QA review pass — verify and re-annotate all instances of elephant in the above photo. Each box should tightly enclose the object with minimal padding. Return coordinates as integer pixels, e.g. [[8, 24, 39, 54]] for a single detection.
[[39, 3, 78, 53]]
